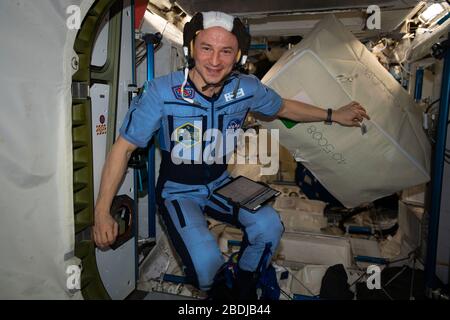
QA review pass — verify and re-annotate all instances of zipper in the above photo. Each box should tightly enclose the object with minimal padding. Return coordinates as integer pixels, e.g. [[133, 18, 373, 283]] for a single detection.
[[203, 98, 216, 183], [211, 99, 215, 129]]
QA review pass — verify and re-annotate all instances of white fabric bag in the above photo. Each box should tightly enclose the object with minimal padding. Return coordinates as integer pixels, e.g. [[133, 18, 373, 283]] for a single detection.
[[261, 15, 431, 208]]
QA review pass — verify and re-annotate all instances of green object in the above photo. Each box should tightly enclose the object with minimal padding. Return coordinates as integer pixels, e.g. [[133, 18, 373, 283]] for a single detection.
[[281, 118, 298, 129]]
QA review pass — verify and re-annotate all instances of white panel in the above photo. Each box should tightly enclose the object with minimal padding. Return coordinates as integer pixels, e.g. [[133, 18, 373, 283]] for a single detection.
[[116, 1, 134, 199], [91, 83, 109, 201], [91, 83, 134, 202], [409, 18, 450, 62], [91, 13, 109, 67], [96, 238, 136, 300], [93, 2, 136, 300], [276, 232, 353, 267], [249, 17, 365, 37]]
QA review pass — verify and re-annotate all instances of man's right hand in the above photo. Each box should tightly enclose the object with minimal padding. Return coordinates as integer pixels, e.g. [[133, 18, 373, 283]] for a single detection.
[[93, 211, 119, 249], [92, 136, 137, 249]]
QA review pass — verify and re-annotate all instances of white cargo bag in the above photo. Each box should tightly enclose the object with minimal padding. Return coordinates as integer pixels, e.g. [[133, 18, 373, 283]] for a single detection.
[[260, 15, 430, 208]]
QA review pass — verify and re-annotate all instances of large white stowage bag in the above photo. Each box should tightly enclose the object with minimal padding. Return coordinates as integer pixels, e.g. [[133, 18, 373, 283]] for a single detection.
[[0, 0, 95, 299], [261, 15, 431, 208]]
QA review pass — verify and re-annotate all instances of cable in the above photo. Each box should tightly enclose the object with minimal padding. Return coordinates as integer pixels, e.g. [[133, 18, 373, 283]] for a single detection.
[[398, 60, 412, 75], [348, 249, 418, 300], [381, 287, 395, 300], [387, 255, 412, 265], [135, 37, 163, 67], [381, 250, 419, 300], [386, 266, 409, 287], [255, 277, 293, 300], [136, 55, 146, 67], [279, 288, 293, 300], [348, 271, 368, 289], [278, 265, 317, 297], [425, 99, 440, 113], [154, 41, 163, 52], [409, 255, 416, 300], [385, 248, 417, 266]]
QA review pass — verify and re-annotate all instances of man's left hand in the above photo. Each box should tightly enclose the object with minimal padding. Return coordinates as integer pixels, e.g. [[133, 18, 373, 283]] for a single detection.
[[333, 101, 370, 127]]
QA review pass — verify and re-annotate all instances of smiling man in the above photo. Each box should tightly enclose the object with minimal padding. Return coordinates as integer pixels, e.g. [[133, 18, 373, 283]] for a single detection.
[[93, 11, 369, 300], [193, 26, 237, 86]]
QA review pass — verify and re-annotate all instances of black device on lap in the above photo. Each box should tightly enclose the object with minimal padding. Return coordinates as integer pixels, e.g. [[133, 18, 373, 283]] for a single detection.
[[213, 176, 281, 212]]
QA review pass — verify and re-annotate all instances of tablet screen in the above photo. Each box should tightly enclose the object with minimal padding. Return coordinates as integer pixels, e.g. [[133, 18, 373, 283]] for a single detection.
[[214, 176, 279, 210]]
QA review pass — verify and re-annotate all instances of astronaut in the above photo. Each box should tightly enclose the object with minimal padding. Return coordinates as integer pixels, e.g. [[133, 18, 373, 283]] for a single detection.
[[93, 11, 369, 299]]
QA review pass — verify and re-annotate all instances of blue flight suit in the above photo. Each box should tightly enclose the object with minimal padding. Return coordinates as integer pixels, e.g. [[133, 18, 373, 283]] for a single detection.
[[119, 70, 285, 291]]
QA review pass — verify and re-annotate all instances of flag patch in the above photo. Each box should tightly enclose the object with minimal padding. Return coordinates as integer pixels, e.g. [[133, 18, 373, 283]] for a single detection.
[[172, 85, 195, 100]]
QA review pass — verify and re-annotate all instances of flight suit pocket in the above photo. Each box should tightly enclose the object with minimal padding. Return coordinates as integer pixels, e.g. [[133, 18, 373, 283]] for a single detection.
[[218, 109, 249, 162], [168, 114, 206, 163]]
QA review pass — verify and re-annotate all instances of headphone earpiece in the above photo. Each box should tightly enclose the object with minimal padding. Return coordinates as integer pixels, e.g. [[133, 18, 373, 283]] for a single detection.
[[190, 40, 195, 59]]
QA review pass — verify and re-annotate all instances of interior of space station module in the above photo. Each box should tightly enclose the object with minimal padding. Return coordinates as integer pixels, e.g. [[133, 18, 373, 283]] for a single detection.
[[0, 0, 450, 300]]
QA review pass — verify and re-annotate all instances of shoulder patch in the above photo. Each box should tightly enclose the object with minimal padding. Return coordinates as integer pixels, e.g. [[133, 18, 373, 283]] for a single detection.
[[172, 85, 195, 100], [224, 88, 245, 102]]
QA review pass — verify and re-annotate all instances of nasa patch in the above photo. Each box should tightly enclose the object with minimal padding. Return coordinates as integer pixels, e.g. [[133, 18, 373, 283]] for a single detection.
[[227, 118, 242, 131], [172, 85, 195, 100]]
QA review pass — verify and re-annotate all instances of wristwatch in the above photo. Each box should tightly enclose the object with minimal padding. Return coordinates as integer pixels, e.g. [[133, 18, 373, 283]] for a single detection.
[[324, 108, 333, 125]]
